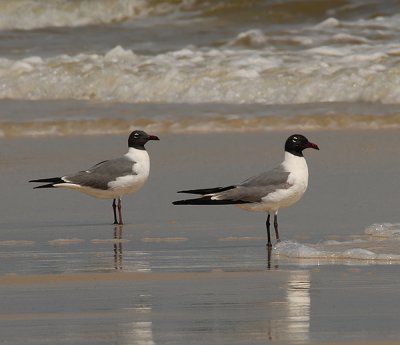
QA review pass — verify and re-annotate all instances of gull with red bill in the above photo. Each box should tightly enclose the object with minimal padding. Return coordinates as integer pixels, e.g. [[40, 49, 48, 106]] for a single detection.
[[30, 130, 159, 225], [173, 134, 319, 247]]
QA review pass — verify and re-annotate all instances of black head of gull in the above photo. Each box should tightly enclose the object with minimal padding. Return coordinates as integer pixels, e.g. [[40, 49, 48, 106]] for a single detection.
[[128, 130, 160, 150], [284, 134, 319, 157]]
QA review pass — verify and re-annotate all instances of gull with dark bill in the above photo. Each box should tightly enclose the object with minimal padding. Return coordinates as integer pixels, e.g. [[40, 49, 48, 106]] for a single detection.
[[173, 134, 319, 247], [30, 130, 159, 225]]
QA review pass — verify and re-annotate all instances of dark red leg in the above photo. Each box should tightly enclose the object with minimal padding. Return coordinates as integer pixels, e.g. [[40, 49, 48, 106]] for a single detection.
[[112, 199, 118, 224], [266, 213, 272, 248], [274, 213, 280, 242], [117, 198, 123, 225]]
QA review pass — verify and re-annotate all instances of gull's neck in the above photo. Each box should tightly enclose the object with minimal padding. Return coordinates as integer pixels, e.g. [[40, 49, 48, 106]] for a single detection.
[[284, 150, 305, 161], [282, 151, 308, 171], [125, 147, 148, 160]]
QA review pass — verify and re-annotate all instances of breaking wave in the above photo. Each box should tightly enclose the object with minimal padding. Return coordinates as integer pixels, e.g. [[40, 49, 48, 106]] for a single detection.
[[1, 0, 399, 31], [0, 0, 174, 31], [1, 45, 400, 104]]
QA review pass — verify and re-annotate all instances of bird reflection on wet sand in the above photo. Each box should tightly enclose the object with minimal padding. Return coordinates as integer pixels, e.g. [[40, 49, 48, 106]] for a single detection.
[[113, 224, 123, 270]]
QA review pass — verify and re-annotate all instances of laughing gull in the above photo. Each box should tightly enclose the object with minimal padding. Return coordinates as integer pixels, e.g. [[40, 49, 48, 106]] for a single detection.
[[30, 130, 159, 225], [173, 134, 319, 247]]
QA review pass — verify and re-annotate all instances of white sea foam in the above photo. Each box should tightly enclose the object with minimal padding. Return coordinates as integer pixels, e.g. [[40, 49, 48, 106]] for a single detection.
[[1, 6, 400, 105], [275, 241, 400, 263], [305, 46, 349, 57], [1, 43, 400, 104], [275, 241, 329, 258], [332, 33, 370, 44], [364, 223, 400, 238], [226, 29, 268, 48], [314, 17, 340, 28], [275, 223, 400, 264]]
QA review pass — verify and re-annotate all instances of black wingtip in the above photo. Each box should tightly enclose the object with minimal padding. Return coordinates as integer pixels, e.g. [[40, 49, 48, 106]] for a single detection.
[[177, 186, 236, 195], [172, 200, 187, 205], [30, 177, 64, 189], [173, 196, 250, 205], [173, 196, 214, 205], [33, 184, 57, 189], [29, 177, 64, 184]]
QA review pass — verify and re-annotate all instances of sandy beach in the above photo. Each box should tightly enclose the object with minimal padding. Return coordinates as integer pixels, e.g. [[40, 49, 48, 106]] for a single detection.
[[1, 130, 400, 344]]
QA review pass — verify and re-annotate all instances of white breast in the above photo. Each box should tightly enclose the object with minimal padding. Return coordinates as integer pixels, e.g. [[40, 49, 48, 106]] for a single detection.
[[125, 147, 150, 178], [107, 147, 150, 197], [269, 152, 308, 208], [282, 151, 309, 196]]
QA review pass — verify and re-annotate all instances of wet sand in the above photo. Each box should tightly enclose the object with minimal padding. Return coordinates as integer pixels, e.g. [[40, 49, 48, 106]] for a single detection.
[[1, 130, 400, 344]]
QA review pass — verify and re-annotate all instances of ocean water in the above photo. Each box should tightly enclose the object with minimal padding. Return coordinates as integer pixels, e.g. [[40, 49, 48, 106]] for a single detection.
[[1, 0, 400, 137]]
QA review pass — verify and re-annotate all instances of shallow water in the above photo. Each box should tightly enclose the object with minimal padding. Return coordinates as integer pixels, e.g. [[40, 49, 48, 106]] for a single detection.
[[2, 131, 400, 271], [2, 267, 400, 344], [1, 130, 400, 344], [2, 100, 400, 138]]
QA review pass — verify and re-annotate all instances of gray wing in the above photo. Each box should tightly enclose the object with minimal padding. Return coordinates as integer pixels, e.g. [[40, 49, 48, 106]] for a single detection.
[[213, 165, 291, 203], [241, 164, 290, 188], [64, 157, 135, 190]]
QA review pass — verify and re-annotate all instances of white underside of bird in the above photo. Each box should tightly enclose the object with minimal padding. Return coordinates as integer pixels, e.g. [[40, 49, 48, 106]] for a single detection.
[[53, 148, 150, 199], [214, 152, 309, 212]]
